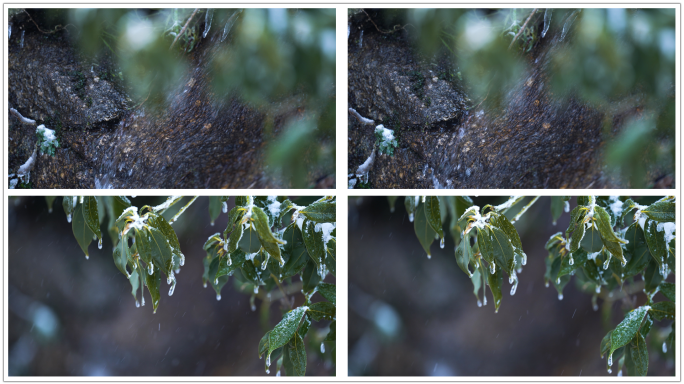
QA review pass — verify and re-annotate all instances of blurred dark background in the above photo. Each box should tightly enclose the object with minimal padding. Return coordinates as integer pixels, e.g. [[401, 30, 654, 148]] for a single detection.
[[348, 196, 674, 376], [7, 196, 334, 376]]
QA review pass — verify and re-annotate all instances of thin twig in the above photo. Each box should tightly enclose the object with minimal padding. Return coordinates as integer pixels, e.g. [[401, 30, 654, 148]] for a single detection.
[[508, 8, 538, 50], [170, 8, 199, 50], [169, 196, 198, 224], [22, 9, 75, 34], [362, 9, 412, 34], [511, 196, 540, 224]]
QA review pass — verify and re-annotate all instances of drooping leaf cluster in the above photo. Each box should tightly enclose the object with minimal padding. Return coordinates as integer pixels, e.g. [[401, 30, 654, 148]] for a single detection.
[[57, 195, 336, 376], [203, 196, 336, 376], [545, 196, 675, 376], [398, 196, 531, 313]]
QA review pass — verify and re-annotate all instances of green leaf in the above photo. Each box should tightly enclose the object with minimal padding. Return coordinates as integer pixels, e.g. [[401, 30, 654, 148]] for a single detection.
[[558, 249, 587, 278], [595, 206, 628, 246], [239, 222, 262, 254], [281, 226, 309, 279], [325, 229, 336, 277], [62, 196, 75, 217], [325, 321, 336, 342], [72, 204, 94, 257], [629, 333, 648, 376], [129, 268, 140, 304], [317, 282, 336, 305], [644, 219, 667, 273], [642, 199, 675, 222], [308, 302, 336, 321], [404, 196, 419, 220], [217, 249, 247, 279], [252, 206, 285, 265], [211, 275, 230, 298], [282, 339, 294, 376], [241, 258, 263, 288], [287, 333, 307, 376], [227, 220, 244, 254], [114, 196, 131, 207], [569, 219, 587, 253], [299, 198, 335, 223], [413, 202, 436, 257], [623, 224, 652, 279], [258, 306, 309, 363], [135, 228, 152, 265], [302, 260, 320, 293], [659, 282, 675, 302], [455, 233, 473, 276], [600, 329, 613, 358], [302, 220, 326, 275], [145, 264, 162, 313], [481, 226, 515, 275], [147, 226, 174, 275], [148, 214, 183, 270], [424, 196, 444, 241], [235, 196, 250, 207], [387, 196, 398, 213], [608, 306, 650, 361], [550, 196, 565, 225], [649, 301, 674, 320], [618, 199, 637, 227], [644, 260, 664, 292], [208, 196, 223, 225], [45, 196, 56, 212], [487, 266, 503, 313], [566, 206, 586, 237], [456, 196, 474, 206], [113, 233, 130, 277], [82, 196, 102, 241]]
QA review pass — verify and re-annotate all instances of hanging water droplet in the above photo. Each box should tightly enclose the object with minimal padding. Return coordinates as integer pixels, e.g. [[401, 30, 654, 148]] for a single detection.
[[320, 343, 325, 353], [216, 294, 221, 301], [426, 253, 431, 259], [482, 295, 487, 306], [254, 285, 259, 294], [569, 254, 574, 265], [545, 281, 549, 288], [276, 371, 281, 377], [168, 280, 176, 296], [98, 238, 103, 249], [85, 254, 89, 260], [141, 296, 145, 306], [266, 369, 270, 374], [596, 285, 601, 294], [490, 262, 496, 275], [593, 304, 599, 311], [67, 214, 72, 223], [214, 278, 218, 285], [408, 213, 414, 222], [148, 262, 154, 275], [608, 353, 613, 366], [510, 279, 518, 296], [179, 253, 185, 266], [440, 237, 445, 249], [266, 354, 271, 367], [210, 221, 215, 226], [542, 8, 552, 38], [203, 282, 207, 288], [521, 253, 527, 266], [222, 201, 228, 213], [251, 303, 256, 311], [558, 293, 564, 300], [607, 368, 612, 374], [203, 8, 214, 38], [617, 370, 622, 376], [556, 278, 560, 284], [135, 300, 140, 308], [477, 299, 482, 307], [663, 342, 667, 353]]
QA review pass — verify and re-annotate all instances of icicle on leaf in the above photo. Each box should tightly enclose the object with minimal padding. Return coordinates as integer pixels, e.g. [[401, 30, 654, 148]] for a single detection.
[[470, 266, 482, 305], [317, 282, 336, 305], [558, 249, 587, 278], [541, 8, 552, 38], [83, 196, 102, 241], [72, 203, 95, 258], [217, 249, 246, 280], [299, 198, 335, 223], [404, 196, 418, 223], [490, 213, 525, 266], [481, 225, 515, 275], [287, 332, 307, 376], [203, 8, 214, 38], [220, 9, 241, 43], [308, 302, 335, 321], [642, 199, 675, 222], [569, 216, 586, 252], [595, 206, 628, 245], [629, 333, 648, 376], [414, 202, 436, 258]]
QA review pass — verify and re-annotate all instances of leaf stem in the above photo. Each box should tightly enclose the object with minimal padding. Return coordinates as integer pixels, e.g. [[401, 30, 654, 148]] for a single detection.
[[169, 196, 198, 224], [508, 8, 538, 50], [511, 196, 540, 224], [170, 8, 199, 50]]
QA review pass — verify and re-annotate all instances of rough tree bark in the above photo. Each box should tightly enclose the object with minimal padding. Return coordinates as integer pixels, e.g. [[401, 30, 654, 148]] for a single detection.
[[8, 12, 330, 189], [348, 12, 640, 189]]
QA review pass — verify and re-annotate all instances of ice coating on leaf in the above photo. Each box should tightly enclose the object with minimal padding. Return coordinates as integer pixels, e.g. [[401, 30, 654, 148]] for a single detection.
[[152, 196, 182, 212], [375, 125, 396, 151], [569, 254, 574, 265], [321, 342, 325, 353], [608, 196, 623, 218], [489, 261, 496, 274], [148, 261, 154, 275], [439, 237, 445, 249], [493, 196, 523, 212], [587, 250, 601, 261], [314, 222, 336, 252], [254, 285, 259, 294], [221, 201, 228, 214], [203, 8, 213, 38], [603, 253, 612, 270], [656, 222, 676, 246], [245, 252, 258, 261], [98, 238, 103, 249], [408, 213, 414, 222], [67, 214, 72, 223], [216, 293, 221, 301], [477, 299, 482, 307], [355, 149, 376, 183], [261, 252, 270, 270], [542, 8, 552, 37], [663, 342, 667, 353], [558, 293, 564, 300], [564, 200, 570, 213], [266, 196, 281, 218]]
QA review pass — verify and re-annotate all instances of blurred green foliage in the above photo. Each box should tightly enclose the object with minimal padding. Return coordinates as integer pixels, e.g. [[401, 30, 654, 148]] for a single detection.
[[60, 8, 335, 188], [371, 8, 675, 187]]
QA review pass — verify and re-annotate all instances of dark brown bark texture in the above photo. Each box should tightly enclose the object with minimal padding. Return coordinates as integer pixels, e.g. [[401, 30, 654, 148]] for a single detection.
[[348, 16, 614, 189], [8, 17, 320, 189]]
